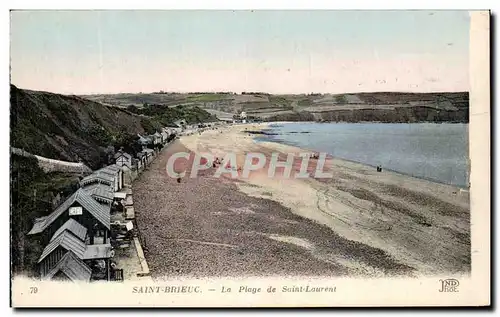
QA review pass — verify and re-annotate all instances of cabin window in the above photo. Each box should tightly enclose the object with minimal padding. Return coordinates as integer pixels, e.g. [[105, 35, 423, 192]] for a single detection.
[[69, 206, 83, 216]]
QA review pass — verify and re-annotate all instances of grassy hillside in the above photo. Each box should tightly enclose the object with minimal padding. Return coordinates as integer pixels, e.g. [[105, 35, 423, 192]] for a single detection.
[[10, 85, 216, 169], [82, 91, 469, 123], [127, 103, 218, 128]]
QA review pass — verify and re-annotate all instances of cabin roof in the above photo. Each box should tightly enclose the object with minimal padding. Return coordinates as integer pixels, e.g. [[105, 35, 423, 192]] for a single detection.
[[39, 230, 86, 263], [50, 219, 87, 242], [98, 168, 117, 177], [80, 171, 115, 187], [83, 244, 113, 260], [114, 151, 132, 160], [81, 183, 114, 204], [28, 189, 110, 235], [102, 164, 121, 172], [137, 134, 152, 144], [44, 251, 92, 282]]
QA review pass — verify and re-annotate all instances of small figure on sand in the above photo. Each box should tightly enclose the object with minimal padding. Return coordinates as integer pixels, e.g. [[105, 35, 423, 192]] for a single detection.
[[311, 152, 320, 160], [213, 157, 224, 168], [376, 165, 383, 172]]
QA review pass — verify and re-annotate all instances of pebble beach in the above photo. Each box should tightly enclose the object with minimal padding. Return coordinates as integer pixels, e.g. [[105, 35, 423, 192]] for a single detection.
[[133, 123, 471, 279]]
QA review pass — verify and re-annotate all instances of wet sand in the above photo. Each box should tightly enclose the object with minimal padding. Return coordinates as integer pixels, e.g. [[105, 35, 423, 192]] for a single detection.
[[133, 124, 470, 279]]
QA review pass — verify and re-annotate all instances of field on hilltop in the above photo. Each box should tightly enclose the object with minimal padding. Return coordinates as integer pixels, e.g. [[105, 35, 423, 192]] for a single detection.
[[82, 91, 469, 123]]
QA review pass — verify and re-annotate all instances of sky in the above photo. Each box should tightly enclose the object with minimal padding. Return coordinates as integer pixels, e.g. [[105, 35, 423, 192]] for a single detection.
[[10, 10, 470, 95]]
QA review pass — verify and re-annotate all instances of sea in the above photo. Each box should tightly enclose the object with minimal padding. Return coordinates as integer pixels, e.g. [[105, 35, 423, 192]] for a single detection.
[[255, 122, 469, 188]]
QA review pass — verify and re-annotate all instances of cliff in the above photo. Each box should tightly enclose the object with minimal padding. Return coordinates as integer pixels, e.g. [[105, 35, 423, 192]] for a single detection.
[[267, 105, 469, 123], [10, 85, 217, 169]]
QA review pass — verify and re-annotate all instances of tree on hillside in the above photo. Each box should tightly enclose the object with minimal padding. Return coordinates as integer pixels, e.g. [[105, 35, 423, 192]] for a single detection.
[[127, 105, 139, 113], [335, 95, 348, 104]]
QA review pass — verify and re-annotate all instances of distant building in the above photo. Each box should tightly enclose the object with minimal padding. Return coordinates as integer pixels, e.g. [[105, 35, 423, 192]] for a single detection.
[[152, 132, 162, 145], [174, 120, 187, 130]]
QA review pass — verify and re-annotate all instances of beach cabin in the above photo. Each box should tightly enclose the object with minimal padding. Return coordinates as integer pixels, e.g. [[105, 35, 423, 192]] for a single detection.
[[153, 132, 162, 145], [115, 150, 132, 169], [132, 157, 141, 172], [38, 226, 113, 281], [137, 134, 152, 149], [82, 183, 114, 205], [99, 164, 123, 191], [161, 130, 169, 144], [28, 188, 111, 246], [43, 251, 92, 282], [80, 171, 116, 191], [136, 152, 147, 170], [143, 148, 155, 164], [138, 149, 154, 166], [38, 229, 87, 278]]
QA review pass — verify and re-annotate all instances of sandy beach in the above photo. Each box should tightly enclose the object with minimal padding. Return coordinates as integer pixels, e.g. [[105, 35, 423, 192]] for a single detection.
[[133, 123, 470, 279]]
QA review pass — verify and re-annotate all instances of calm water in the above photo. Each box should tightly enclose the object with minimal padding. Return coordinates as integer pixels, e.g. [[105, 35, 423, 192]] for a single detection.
[[257, 122, 469, 187]]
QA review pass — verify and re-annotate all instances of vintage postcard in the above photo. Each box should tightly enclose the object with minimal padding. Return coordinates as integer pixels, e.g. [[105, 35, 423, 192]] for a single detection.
[[10, 10, 490, 307]]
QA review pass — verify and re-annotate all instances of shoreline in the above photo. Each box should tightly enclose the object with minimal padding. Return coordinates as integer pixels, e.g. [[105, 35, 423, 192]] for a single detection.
[[130, 122, 471, 279], [250, 122, 469, 190], [133, 139, 416, 279], [177, 123, 470, 276]]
